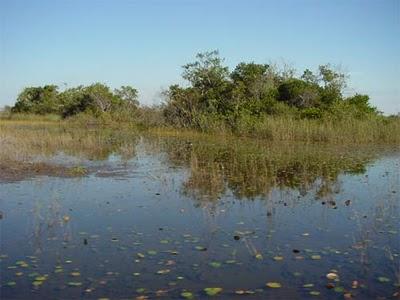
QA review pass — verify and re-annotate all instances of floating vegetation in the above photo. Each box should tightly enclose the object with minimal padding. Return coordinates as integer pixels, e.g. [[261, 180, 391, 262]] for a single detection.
[[309, 291, 321, 296], [255, 253, 263, 260], [208, 261, 222, 268], [266, 282, 282, 288], [326, 273, 338, 280], [67, 282, 82, 287], [181, 291, 194, 299], [6, 281, 16, 287], [377, 276, 391, 283], [204, 287, 223, 296], [333, 286, 345, 293], [156, 269, 170, 275]]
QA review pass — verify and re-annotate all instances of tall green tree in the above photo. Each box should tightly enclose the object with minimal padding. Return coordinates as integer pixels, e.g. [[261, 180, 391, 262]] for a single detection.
[[12, 85, 60, 114]]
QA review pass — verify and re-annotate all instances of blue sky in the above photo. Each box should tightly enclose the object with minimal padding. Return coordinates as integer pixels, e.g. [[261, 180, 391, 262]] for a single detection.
[[1, 0, 399, 114]]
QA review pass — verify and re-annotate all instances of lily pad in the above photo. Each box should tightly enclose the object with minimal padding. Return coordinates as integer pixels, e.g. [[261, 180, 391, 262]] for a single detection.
[[209, 261, 221, 268], [326, 273, 338, 280], [333, 286, 344, 293], [6, 281, 16, 287], [273, 256, 284, 261], [156, 269, 170, 275], [68, 282, 82, 287], [310, 291, 320, 296], [181, 291, 194, 299], [35, 276, 47, 281], [195, 246, 207, 251], [32, 281, 43, 287], [377, 276, 390, 283], [204, 287, 223, 296], [266, 282, 282, 288]]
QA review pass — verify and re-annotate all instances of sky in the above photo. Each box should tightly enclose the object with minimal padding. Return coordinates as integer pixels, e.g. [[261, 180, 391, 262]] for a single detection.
[[0, 0, 399, 114]]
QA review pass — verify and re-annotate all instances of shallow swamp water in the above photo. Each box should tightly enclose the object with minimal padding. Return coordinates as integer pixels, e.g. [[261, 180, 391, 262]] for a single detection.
[[0, 131, 399, 299]]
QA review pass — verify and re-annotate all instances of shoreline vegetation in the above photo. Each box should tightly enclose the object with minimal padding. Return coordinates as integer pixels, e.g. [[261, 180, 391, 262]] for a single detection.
[[1, 51, 399, 144], [0, 117, 389, 186]]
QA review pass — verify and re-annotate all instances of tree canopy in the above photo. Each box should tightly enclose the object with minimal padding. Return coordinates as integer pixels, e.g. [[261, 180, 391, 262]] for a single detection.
[[163, 51, 378, 127], [10, 51, 379, 126], [12, 83, 139, 117]]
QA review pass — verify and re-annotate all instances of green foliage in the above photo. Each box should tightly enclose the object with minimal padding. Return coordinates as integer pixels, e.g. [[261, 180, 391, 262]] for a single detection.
[[12, 83, 139, 119], [114, 86, 139, 107], [346, 94, 377, 115], [10, 51, 381, 130], [163, 51, 379, 127], [300, 108, 322, 119], [182, 50, 231, 115], [12, 85, 60, 114], [278, 79, 320, 108]]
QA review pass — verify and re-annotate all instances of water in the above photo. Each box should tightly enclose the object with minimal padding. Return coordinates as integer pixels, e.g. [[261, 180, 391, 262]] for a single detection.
[[1, 135, 399, 299]]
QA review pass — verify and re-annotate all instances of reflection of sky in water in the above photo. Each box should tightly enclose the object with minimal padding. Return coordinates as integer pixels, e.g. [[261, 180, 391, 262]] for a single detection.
[[0, 141, 399, 300]]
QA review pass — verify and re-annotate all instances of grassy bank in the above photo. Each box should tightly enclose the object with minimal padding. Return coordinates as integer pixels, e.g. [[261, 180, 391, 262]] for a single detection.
[[1, 113, 400, 145], [0, 114, 398, 183], [0, 116, 140, 181], [230, 115, 400, 143]]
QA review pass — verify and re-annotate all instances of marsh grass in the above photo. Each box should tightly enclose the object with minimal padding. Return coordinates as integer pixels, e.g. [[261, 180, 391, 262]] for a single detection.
[[149, 135, 379, 202], [0, 113, 398, 182], [227, 115, 400, 143], [0, 117, 139, 181], [2, 112, 400, 144]]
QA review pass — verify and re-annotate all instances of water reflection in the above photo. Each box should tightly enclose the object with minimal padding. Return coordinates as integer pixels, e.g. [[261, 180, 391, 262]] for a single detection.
[[151, 136, 375, 201]]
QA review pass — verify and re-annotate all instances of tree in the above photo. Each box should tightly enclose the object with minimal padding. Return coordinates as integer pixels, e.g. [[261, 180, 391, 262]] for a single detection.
[[278, 79, 320, 108], [181, 51, 231, 114], [317, 65, 347, 106], [230, 63, 271, 98], [346, 94, 377, 114], [163, 85, 201, 127], [230, 62, 280, 116], [84, 83, 116, 113], [182, 50, 229, 93], [301, 69, 318, 84], [114, 86, 139, 108], [12, 85, 60, 114]]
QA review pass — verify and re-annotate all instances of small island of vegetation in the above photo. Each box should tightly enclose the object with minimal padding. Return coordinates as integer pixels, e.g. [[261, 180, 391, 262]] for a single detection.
[[1, 51, 399, 143]]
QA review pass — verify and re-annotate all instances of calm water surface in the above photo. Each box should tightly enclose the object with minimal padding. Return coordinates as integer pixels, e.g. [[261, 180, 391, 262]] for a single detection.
[[1, 135, 399, 299]]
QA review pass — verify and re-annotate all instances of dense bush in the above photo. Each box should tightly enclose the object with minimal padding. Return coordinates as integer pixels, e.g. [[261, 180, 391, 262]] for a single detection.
[[10, 51, 381, 131], [163, 51, 379, 129], [11, 83, 139, 119]]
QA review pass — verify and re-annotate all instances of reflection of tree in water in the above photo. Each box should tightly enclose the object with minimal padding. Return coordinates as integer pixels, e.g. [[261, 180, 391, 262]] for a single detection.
[[53, 128, 140, 161], [156, 137, 373, 202], [30, 191, 71, 254]]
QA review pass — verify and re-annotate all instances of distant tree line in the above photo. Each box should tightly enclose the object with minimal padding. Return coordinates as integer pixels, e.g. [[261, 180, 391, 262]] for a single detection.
[[11, 83, 139, 118], [10, 51, 380, 126]]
